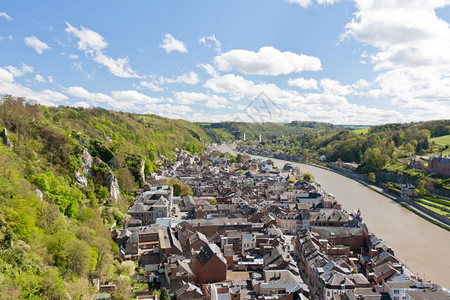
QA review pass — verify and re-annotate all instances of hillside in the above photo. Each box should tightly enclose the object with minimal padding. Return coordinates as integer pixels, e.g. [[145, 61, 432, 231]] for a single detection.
[[199, 121, 335, 142], [0, 96, 210, 298], [241, 120, 450, 195]]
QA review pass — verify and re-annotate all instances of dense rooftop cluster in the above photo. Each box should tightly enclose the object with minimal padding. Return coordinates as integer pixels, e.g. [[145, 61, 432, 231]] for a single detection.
[[108, 148, 447, 300]]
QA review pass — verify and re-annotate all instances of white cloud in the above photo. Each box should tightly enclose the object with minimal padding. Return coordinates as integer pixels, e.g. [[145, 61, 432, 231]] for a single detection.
[[5, 64, 34, 77], [0, 67, 14, 82], [316, 0, 341, 4], [67, 86, 112, 106], [214, 46, 321, 75], [159, 34, 188, 54], [343, 0, 450, 117], [199, 34, 222, 51], [67, 86, 168, 111], [65, 22, 140, 78], [139, 81, 164, 92], [202, 72, 410, 124], [140, 71, 200, 91], [285, 0, 340, 8], [288, 77, 318, 89], [285, 0, 312, 8], [198, 63, 219, 78], [0, 12, 12, 21], [320, 78, 353, 95], [158, 71, 200, 85], [173, 91, 228, 108], [33, 74, 54, 83], [24, 36, 51, 54], [111, 90, 163, 105], [0, 67, 66, 106], [34, 74, 45, 83], [69, 54, 79, 59], [65, 22, 107, 52]]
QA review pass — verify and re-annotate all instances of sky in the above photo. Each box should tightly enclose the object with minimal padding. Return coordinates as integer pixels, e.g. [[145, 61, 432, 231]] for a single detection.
[[1, 0, 450, 125]]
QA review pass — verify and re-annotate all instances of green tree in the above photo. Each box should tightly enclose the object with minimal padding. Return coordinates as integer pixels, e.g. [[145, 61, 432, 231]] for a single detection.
[[118, 261, 136, 277], [418, 179, 427, 196], [368, 172, 376, 184], [112, 275, 132, 300], [302, 172, 314, 182], [160, 288, 170, 300]]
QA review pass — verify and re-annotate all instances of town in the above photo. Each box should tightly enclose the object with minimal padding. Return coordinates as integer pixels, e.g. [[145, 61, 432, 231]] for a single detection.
[[98, 147, 448, 300]]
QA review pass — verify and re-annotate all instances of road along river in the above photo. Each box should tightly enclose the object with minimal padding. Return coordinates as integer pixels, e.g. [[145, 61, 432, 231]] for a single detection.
[[215, 144, 450, 288]]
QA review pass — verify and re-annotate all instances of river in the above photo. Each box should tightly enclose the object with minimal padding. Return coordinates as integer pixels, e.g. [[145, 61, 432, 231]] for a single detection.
[[215, 144, 450, 288]]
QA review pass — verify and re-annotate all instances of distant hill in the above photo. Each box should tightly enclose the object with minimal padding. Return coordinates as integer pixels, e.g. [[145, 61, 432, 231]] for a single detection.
[[199, 121, 336, 142]]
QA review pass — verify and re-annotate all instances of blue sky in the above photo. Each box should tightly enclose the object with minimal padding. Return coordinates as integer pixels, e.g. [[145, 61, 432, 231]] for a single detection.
[[1, 0, 450, 124]]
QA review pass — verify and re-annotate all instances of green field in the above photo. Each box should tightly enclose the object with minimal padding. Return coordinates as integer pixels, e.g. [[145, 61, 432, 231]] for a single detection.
[[430, 134, 450, 155], [417, 202, 450, 218]]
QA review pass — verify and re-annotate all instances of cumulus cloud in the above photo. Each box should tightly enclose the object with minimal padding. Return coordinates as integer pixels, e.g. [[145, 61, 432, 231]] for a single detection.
[[285, 0, 341, 8], [343, 0, 450, 117], [65, 22, 140, 78], [159, 34, 188, 53], [214, 46, 321, 75], [320, 78, 353, 95], [173, 91, 228, 108], [0, 67, 66, 106], [5, 64, 34, 77], [285, 0, 312, 8], [288, 77, 318, 90], [24, 36, 51, 54], [139, 81, 164, 92], [34, 74, 54, 83], [67, 86, 169, 111], [34, 74, 46, 83], [0, 12, 12, 21], [197, 63, 219, 78], [140, 71, 200, 91], [202, 72, 408, 124], [199, 34, 222, 51]]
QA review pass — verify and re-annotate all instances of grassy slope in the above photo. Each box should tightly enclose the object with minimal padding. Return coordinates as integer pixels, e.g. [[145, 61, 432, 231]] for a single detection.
[[430, 134, 450, 155]]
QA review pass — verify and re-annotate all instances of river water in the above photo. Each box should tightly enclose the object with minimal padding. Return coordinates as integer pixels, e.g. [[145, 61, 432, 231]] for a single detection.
[[216, 144, 450, 288]]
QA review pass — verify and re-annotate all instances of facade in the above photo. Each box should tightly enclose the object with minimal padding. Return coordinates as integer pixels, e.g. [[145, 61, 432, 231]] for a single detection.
[[193, 244, 227, 282], [128, 185, 173, 225]]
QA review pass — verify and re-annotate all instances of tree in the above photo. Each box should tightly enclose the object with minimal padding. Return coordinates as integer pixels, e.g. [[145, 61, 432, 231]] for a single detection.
[[418, 180, 427, 196], [405, 143, 414, 155], [112, 275, 132, 300], [117, 168, 136, 194], [118, 261, 135, 277], [302, 172, 314, 182], [160, 288, 170, 300], [368, 172, 376, 184]]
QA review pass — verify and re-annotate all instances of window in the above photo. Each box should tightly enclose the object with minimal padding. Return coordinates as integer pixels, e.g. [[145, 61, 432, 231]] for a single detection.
[[394, 290, 400, 294]]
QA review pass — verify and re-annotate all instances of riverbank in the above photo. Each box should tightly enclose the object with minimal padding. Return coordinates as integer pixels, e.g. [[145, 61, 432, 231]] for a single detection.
[[214, 143, 450, 288], [236, 146, 450, 232], [305, 161, 450, 232]]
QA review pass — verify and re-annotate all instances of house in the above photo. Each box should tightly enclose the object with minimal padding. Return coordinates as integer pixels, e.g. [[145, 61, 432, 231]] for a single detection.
[[253, 270, 309, 300], [193, 244, 227, 282], [176, 282, 203, 300], [181, 195, 196, 212], [128, 186, 173, 225], [322, 272, 355, 300], [427, 155, 450, 176]]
